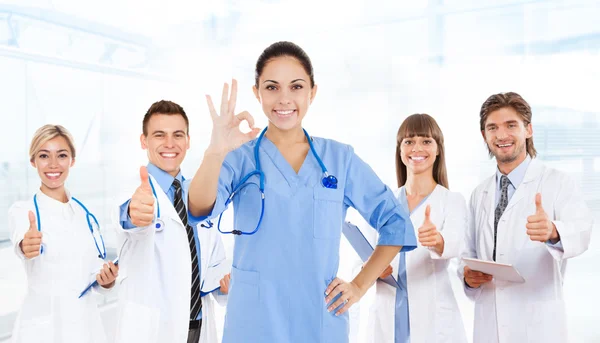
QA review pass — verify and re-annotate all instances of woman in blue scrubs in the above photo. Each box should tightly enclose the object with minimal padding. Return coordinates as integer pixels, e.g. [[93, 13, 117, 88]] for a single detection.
[[188, 41, 417, 343], [369, 114, 468, 343]]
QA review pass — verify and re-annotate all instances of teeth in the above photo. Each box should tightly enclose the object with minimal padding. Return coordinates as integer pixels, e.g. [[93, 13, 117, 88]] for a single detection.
[[161, 153, 176, 158], [498, 144, 512, 148], [276, 110, 294, 115], [411, 156, 426, 161], [46, 173, 60, 177]]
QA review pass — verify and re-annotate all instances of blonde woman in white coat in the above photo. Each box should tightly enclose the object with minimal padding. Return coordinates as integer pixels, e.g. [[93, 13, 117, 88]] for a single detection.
[[369, 114, 468, 343], [8, 125, 118, 343]]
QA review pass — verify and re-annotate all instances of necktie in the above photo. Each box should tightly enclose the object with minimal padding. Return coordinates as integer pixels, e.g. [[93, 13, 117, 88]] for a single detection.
[[172, 179, 202, 319], [493, 175, 510, 261]]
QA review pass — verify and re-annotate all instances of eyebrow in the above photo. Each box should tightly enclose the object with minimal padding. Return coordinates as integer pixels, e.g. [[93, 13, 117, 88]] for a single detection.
[[151, 130, 187, 135], [38, 149, 69, 153], [263, 79, 307, 84], [39, 149, 69, 152]]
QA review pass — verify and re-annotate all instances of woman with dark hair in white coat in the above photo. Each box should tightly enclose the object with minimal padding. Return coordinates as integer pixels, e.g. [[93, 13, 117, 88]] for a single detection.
[[369, 114, 468, 343]]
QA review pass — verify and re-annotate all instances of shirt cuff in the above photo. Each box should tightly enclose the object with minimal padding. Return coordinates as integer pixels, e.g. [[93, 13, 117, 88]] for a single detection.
[[119, 200, 136, 229], [546, 239, 564, 251], [13, 239, 28, 260]]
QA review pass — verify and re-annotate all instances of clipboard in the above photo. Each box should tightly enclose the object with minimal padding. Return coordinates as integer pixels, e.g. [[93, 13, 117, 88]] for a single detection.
[[462, 257, 525, 283], [78, 258, 119, 298], [200, 260, 231, 296], [342, 222, 401, 289]]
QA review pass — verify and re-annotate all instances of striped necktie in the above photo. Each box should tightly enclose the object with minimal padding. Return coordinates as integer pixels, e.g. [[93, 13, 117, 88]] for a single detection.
[[493, 175, 511, 261], [172, 179, 202, 320]]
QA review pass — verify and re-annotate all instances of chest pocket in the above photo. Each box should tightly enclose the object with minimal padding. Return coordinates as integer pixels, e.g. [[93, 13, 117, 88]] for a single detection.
[[313, 187, 344, 239]]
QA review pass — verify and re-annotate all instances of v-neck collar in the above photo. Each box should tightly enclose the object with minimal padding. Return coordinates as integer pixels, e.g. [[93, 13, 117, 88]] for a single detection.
[[398, 185, 438, 215], [259, 135, 319, 188]]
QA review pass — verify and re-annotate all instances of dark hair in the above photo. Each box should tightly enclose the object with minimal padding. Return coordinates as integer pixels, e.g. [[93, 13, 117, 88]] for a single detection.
[[255, 41, 315, 88], [396, 114, 449, 189], [479, 92, 536, 158], [142, 100, 189, 136]]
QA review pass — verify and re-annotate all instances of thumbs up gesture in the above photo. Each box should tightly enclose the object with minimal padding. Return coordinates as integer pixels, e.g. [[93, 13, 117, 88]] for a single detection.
[[526, 193, 559, 243], [129, 166, 156, 227], [20, 211, 43, 259], [418, 205, 445, 255]]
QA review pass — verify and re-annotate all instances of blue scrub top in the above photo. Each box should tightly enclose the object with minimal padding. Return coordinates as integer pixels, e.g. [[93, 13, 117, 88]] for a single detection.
[[395, 186, 430, 343], [206, 134, 417, 343]]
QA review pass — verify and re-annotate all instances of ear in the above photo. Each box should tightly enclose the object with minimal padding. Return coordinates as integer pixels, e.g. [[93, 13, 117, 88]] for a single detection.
[[252, 85, 260, 102], [525, 122, 533, 139], [481, 130, 486, 141], [30, 159, 36, 168], [309, 84, 318, 104], [70, 157, 76, 167], [186, 135, 191, 150], [140, 133, 147, 150]]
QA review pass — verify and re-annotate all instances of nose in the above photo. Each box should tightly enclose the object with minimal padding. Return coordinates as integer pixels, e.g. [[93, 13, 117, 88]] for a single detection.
[[278, 88, 292, 105], [496, 127, 509, 140], [49, 156, 59, 168], [164, 135, 175, 148], [412, 142, 423, 152]]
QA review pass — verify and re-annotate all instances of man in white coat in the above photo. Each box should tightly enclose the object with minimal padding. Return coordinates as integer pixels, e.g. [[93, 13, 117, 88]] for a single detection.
[[112, 100, 229, 343], [460, 92, 593, 343]]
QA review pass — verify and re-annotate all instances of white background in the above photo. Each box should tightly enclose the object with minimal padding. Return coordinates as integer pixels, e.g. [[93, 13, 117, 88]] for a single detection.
[[0, 0, 599, 342]]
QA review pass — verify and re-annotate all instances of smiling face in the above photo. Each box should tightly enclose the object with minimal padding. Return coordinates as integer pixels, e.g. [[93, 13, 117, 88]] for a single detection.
[[253, 56, 317, 132], [400, 135, 438, 176], [482, 106, 532, 166], [395, 113, 448, 188], [141, 113, 190, 176], [31, 136, 75, 193]]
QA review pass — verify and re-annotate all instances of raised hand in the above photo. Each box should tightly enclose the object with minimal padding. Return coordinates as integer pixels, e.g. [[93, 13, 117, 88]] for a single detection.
[[205, 79, 261, 155], [20, 211, 42, 259], [526, 193, 558, 243], [128, 166, 155, 227], [418, 205, 444, 254]]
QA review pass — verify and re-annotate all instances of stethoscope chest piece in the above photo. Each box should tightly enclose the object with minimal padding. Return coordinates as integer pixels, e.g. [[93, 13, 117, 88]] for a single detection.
[[322, 174, 338, 189], [155, 218, 165, 231]]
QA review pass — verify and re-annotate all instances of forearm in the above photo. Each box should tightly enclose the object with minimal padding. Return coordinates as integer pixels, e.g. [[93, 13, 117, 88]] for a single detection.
[[352, 245, 401, 290], [188, 150, 227, 217]]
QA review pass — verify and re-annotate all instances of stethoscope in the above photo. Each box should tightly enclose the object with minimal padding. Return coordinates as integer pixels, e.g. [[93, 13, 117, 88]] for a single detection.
[[33, 194, 106, 259], [147, 176, 213, 231], [217, 128, 338, 235]]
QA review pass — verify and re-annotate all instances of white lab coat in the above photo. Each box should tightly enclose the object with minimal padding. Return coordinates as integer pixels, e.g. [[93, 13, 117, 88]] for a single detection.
[[8, 190, 112, 343], [112, 174, 228, 343], [369, 185, 468, 343], [459, 159, 593, 343]]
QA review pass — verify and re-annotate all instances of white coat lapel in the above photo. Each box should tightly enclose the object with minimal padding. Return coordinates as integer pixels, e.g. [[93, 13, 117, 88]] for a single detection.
[[513, 160, 545, 253], [149, 175, 185, 229], [482, 178, 496, 234]]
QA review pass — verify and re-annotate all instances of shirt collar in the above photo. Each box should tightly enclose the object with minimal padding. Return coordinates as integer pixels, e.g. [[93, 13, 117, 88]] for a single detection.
[[496, 155, 531, 190], [35, 188, 74, 210], [146, 163, 183, 193]]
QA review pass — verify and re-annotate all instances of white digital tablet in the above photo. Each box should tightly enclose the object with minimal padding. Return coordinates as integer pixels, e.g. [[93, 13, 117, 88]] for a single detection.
[[462, 257, 525, 283]]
